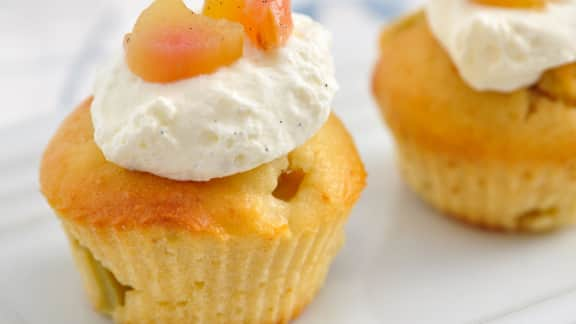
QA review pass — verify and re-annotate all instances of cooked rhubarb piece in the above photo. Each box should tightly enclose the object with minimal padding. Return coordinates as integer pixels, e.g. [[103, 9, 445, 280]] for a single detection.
[[125, 0, 244, 83], [203, 0, 293, 50], [538, 63, 576, 105]]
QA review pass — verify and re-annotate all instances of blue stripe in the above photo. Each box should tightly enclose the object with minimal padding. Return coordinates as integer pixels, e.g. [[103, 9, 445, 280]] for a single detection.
[[293, 0, 408, 20]]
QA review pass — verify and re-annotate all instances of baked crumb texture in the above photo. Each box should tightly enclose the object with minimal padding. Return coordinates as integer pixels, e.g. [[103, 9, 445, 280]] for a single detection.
[[373, 12, 576, 232], [40, 99, 366, 323]]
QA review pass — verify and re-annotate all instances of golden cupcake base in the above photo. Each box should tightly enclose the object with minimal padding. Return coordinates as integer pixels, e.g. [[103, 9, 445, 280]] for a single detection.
[[396, 138, 576, 232], [63, 218, 345, 324], [40, 99, 365, 323]]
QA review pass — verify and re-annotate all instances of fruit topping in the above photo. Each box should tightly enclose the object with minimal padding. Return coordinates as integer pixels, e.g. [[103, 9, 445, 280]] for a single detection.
[[204, 0, 293, 50], [472, 0, 553, 9], [125, 0, 244, 82]]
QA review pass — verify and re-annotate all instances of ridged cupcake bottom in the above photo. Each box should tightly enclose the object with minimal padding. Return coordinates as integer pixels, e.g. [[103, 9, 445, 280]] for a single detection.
[[62, 219, 345, 324], [395, 138, 576, 232]]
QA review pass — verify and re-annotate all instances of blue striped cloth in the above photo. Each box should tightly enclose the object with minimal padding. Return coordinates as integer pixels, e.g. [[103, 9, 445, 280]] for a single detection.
[[293, 0, 422, 20]]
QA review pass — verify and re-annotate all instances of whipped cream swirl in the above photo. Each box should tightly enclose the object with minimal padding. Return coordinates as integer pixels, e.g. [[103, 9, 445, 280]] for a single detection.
[[426, 0, 576, 92], [91, 14, 337, 181]]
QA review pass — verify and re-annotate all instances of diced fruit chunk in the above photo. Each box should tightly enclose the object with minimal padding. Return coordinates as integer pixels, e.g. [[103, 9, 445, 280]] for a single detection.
[[472, 0, 553, 9], [203, 0, 293, 50], [125, 0, 244, 83], [203, 0, 244, 21], [538, 63, 576, 104]]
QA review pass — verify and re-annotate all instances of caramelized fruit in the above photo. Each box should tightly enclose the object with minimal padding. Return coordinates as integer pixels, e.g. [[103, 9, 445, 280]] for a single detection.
[[472, 0, 553, 9], [204, 0, 293, 50], [538, 63, 576, 105], [125, 0, 244, 82]]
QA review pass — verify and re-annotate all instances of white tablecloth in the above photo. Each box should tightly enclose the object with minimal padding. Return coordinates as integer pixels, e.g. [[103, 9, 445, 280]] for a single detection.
[[0, 0, 422, 127]]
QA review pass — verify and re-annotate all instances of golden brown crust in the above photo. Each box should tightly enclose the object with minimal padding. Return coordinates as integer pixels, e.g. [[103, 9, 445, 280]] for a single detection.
[[373, 11, 576, 163], [40, 99, 365, 237]]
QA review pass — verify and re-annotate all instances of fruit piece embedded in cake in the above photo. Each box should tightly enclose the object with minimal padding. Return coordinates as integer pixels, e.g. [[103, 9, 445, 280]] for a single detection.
[[203, 0, 293, 50], [538, 63, 576, 104], [125, 0, 244, 82], [472, 0, 553, 9]]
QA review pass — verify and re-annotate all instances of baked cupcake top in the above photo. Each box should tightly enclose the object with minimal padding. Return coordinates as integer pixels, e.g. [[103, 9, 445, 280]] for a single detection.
[[426, 0, 576, 92], [41, 100, 365, 237], [41, 1, 366, 237], [91, 0, 337, 181], [373, 12, 576, 162]]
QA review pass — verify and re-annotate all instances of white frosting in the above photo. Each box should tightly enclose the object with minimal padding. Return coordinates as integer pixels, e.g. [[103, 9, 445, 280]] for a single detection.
[[91, 14, 336, 181], [426, 0, 576, 92]]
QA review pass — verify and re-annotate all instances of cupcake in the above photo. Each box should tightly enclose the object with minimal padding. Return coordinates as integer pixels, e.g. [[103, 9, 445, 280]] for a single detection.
[[40, 0, 366, 323], [373, 0, 576, 232]]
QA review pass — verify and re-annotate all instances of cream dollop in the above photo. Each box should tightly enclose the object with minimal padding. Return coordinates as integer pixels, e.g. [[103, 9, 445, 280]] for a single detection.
[[91, 14, 337, 181], [426, 0, 576, 92]]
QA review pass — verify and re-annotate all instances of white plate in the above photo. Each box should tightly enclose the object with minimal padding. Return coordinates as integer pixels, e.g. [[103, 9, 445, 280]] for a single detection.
[[2, 1, 576, 323]]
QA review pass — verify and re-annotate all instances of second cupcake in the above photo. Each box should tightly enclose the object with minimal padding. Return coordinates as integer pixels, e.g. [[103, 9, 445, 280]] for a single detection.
[[373, 0, 576, 232]]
